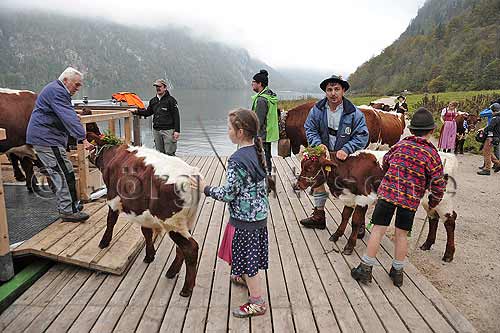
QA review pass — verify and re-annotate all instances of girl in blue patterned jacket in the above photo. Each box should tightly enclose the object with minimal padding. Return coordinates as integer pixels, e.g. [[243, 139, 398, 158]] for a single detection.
[[190, 108, 275, 318]]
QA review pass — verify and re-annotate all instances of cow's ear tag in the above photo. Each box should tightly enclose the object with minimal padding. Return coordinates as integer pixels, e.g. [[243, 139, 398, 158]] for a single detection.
[[324, 166, 332, 172]]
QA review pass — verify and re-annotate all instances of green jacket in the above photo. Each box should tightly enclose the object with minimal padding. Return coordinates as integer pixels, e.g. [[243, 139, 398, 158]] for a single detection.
[[251, 87, 279, 142]]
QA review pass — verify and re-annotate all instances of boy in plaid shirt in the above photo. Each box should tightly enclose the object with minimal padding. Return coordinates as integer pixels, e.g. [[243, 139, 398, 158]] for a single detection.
[[351, 107, 446, 287]]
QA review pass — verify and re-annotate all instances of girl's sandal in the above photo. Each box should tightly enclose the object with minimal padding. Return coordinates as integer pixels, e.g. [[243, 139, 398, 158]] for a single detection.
[[230, 275, 247, 287]]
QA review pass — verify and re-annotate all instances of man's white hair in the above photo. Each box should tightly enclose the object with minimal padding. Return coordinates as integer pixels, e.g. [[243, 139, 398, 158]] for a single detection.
[[58, 67, 83, 81]]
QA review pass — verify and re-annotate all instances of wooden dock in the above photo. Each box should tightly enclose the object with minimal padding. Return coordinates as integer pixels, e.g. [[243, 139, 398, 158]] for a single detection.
[[0, 155, 475, 332]]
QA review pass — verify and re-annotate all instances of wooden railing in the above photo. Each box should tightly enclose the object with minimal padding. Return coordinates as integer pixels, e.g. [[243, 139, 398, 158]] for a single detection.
[[74, 108, 141, 200]]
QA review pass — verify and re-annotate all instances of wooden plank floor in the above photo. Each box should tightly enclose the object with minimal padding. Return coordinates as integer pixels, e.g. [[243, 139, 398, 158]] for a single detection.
[[0, 156, 475, 332], [11, 200, 145, 275]]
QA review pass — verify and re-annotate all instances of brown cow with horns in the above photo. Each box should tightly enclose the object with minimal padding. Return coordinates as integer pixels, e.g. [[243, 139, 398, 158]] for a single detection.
[[92, 143, 202, 296], [279, 101, 405, 157]]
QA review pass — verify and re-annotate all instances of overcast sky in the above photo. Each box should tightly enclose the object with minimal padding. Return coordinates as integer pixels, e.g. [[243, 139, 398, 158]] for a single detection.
[[2, 0, 426, 75]]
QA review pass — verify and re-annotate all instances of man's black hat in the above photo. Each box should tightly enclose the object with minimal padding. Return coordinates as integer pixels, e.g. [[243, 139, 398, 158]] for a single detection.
[[253, 69, 269, 86], [408, 107, 436, 130], [320, 75, 350, 92]]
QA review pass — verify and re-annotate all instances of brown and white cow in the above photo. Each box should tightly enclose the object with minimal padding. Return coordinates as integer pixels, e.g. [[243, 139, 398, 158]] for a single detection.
[[93, 144, 201, 296], [454, 113, 481, 154], [296, 147, 458, 262], [279, 102, 405, 157]]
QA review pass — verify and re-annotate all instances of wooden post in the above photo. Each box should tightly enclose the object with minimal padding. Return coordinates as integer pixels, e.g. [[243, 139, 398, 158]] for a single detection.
[[0, 128, 15, 281], [108, 120, 116, 135], [77, 142, 90, 201], [124, 115, 131, 145], [133, 115, 142, 146]]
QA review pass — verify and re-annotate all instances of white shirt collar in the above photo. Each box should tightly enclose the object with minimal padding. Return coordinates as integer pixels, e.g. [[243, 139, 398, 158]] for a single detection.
[[59, 79, 71, 95]]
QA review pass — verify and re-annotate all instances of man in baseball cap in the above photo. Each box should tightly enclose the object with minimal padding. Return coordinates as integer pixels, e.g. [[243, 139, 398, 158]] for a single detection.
[[134, 78, 180, 155]]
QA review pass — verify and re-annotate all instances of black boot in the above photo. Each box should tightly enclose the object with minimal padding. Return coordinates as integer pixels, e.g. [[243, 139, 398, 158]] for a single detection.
[[300, 208, 326, 229], [351, 262, 372, 284], [389, 266, 404, 287]]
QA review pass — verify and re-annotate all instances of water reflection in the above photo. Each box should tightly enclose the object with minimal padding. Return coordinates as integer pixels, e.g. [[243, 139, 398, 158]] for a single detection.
[[77, 88, 322, 155]]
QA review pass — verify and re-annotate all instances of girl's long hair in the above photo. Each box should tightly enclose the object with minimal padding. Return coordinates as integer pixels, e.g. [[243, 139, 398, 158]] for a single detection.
[[228, 108, 276, 194]]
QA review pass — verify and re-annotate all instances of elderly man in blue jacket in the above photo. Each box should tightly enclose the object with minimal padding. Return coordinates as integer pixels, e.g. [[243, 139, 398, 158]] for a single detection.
[[27, 67, 93, 222], [300, 75, 369, 230]]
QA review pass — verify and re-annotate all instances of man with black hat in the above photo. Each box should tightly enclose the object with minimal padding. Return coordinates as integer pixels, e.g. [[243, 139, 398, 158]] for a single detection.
[[300, 75, 369, 230], [394, 95, 408, 114], [135, 79, 180, 155], [251, 69, 279, 175], [351, 107, 446, 287]]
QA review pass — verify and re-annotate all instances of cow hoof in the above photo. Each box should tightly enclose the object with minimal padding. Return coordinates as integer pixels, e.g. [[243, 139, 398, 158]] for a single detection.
[[179, 289, 192, 297], [357, 230, 365, 239], [442, 254, 454, 263], [329, 233, 340, 242], [143, 256, 155, 263], [420, 242, 433, 251], [165, 268, 179, 279], [342, 247, 354, 255], [15, 176, 27, 182], [99, 239, 110, 249]]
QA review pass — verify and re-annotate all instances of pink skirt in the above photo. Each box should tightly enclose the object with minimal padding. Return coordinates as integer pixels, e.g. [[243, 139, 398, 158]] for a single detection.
[[438, 121, 457, 150], [218, 223, 235, 265]]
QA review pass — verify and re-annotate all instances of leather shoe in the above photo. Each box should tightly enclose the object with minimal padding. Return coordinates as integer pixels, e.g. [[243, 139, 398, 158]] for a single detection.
[[60, 211, 90, 222]]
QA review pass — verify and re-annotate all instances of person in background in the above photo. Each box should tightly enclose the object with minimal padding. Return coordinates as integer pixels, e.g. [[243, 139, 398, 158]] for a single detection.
[[135, 79, 180, 156], [251, 69, 279, 175], [438, 101, 459, 153], [480, 102, 500, 160], [477, 103, 500, 175], [190, 108, 275, 318], [394, 95, 408, 115], [300, 75, 369, 232], [26, 67, 93, 222], [351, 108, 446, 287]]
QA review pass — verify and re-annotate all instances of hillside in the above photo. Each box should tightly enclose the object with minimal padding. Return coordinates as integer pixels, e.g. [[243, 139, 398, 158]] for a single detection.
[[348, 0, 500, 95], [0, 10, 295, 91]]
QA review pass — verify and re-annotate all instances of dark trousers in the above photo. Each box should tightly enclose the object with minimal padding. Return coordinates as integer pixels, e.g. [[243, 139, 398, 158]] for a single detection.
[[263, 142, 272, 175]]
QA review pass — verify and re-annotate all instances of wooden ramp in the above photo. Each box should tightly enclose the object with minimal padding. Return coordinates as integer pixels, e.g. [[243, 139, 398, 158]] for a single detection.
[[0, 155, 475, 332], [11, 201, 145, 275]]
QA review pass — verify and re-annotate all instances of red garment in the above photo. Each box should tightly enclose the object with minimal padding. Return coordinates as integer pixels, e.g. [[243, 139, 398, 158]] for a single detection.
[[377, 136, 446, 211], [218, 223, 235, 265]]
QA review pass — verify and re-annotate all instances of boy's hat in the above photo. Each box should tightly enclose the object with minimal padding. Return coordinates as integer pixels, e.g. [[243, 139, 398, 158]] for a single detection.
[[408, 107, 436, 130], [396, 95, 406, 100], [320, 74, 349, 92]]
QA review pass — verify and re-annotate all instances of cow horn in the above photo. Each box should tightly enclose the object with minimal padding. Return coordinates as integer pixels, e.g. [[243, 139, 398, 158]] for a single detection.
[[324, 149, 331, 160]]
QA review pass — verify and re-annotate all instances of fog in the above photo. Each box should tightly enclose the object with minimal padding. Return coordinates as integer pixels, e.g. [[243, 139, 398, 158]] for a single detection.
[[1, 0, 426, 75]]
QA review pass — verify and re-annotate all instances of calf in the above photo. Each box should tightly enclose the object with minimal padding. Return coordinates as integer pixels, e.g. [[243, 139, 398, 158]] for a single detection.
[[296, 147, 384, 255], [93, 144, 202, 296], [296, 147, 458, 261], [455, 113, 480, 154]]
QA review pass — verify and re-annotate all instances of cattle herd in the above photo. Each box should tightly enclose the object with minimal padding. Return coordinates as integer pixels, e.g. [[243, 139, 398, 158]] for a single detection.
[[0, 92, 479, 295]]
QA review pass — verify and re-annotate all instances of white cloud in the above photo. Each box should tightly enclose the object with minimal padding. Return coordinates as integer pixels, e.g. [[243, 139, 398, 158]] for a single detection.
[[1, 0, 426, 74]]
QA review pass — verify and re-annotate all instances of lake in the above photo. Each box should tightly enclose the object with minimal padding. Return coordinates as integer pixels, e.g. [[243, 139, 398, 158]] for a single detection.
[[75, 87, 322, 156]]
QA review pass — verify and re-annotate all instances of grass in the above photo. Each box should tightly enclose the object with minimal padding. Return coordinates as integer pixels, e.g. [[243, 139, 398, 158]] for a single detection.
[[278, 89, 500, 111], [278, 89, 500, 154]]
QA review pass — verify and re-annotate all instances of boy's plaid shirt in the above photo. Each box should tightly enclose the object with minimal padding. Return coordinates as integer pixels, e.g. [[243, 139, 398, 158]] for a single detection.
[[377, 136, 446, 211]]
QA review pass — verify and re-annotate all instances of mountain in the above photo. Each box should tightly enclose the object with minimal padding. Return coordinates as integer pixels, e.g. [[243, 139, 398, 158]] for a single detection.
[[348, 0, 500, 95], [0, 10, 297, 91]]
